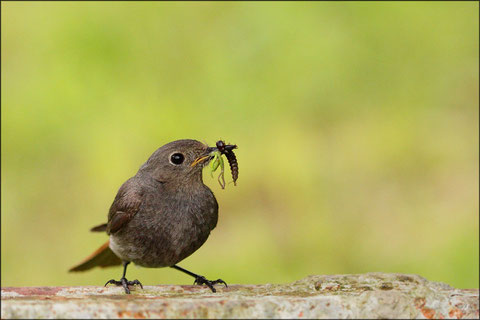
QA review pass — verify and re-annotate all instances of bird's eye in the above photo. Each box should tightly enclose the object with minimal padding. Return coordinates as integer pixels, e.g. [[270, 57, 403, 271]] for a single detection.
[[170, 153, 185, 165]]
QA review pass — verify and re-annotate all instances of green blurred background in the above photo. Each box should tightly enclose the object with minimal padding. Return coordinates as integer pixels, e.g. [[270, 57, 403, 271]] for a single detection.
[[2, 2, 478, 289]]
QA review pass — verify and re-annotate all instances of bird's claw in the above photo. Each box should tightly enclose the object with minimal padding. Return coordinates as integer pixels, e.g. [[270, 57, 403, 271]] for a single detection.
[[104, 277, 143, 294], [193, 275, 228, 293]]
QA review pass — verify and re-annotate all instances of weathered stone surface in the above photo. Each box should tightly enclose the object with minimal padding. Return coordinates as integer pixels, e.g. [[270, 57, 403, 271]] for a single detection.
[[1, 273, 479, 319]]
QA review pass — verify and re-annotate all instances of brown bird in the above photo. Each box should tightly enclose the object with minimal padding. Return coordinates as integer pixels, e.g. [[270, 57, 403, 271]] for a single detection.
[[69, 139, 227, 294]]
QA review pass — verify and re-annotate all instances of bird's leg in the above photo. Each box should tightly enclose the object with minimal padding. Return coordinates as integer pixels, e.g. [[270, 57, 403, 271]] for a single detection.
[[171, 265, 227, 293], [104, 261, 143, 294]]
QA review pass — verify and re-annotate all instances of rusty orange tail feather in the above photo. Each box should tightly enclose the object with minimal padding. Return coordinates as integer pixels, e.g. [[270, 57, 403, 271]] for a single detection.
[[69, 240, 122, 272]]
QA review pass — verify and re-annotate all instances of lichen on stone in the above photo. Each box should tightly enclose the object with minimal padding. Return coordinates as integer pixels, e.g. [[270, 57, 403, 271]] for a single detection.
[[1, 273, 478, 319]]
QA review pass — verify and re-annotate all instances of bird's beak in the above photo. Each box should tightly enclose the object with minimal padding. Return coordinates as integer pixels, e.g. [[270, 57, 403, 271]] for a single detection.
[[191, 146, 218, 167]]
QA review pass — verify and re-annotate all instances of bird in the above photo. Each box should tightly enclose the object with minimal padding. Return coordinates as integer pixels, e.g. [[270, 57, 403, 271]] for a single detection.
[[69, 139, 227, 294]]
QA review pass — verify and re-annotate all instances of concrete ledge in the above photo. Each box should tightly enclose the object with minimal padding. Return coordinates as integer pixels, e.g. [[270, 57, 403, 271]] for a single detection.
[[1, 273, 479, 319]]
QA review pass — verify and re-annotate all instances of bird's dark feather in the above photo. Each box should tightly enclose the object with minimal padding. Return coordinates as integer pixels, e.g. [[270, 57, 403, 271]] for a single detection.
[[107, 178, 144, 235], [90, 223, 108, 232]]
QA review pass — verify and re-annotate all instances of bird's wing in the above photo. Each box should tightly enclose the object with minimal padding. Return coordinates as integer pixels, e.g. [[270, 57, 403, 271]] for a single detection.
[[106, 178, 144, 235]]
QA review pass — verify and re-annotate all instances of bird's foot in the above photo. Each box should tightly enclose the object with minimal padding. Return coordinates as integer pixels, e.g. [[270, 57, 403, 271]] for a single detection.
[[104, 277, 143, 294], [193, 275, 227, 293]]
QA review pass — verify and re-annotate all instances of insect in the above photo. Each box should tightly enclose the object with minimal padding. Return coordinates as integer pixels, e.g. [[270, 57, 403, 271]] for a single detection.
[[210, 150, 226, 189], [209, 140, 238, 189]]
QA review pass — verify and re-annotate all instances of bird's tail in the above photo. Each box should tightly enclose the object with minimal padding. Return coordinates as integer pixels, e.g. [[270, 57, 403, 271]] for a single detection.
[[69, 240, 122, 272], [90, 223, 108, 232]]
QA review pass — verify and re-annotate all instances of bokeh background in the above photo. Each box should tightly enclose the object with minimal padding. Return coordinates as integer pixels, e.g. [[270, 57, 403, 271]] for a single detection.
[[2, 2, 478, 289]]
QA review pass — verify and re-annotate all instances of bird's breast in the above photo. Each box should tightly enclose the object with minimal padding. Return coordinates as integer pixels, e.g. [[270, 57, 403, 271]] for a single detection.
[[110, 185, 218, 267]]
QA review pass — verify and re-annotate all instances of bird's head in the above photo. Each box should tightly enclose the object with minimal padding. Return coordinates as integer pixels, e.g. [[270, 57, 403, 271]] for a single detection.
[[138, 139, 217, 184]]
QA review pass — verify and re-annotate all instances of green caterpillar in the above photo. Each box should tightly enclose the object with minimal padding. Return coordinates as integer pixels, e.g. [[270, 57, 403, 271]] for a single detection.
[[209, 150, 226, 189]]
